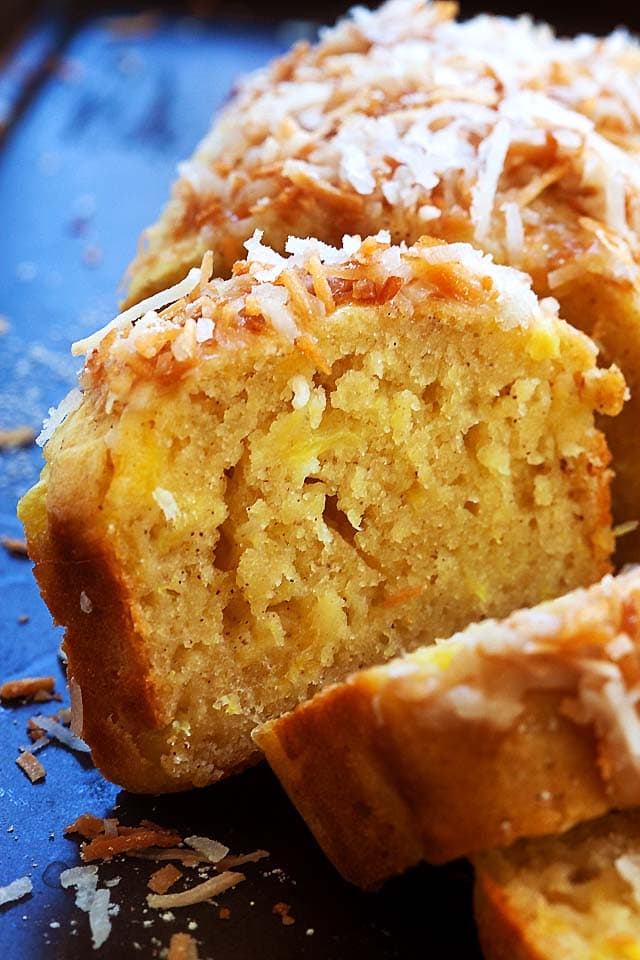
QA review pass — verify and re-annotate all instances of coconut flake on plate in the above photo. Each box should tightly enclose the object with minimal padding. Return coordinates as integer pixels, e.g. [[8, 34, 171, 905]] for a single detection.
[[0, 875, 32, 907], [184, 836, 230, 864]]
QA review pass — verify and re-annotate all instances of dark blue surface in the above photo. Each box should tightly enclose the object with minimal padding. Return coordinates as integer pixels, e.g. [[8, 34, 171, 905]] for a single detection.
[[0, 14, 481, 958]]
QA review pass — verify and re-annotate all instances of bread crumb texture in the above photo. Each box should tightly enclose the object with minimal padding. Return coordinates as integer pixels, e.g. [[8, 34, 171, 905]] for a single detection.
[[18, 234, 623, 792]]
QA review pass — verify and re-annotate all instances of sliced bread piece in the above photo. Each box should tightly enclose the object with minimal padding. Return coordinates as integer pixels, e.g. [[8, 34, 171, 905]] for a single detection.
[[19, 234, 623, 793], [474, 810, 640, 960], [122, 0, 640, 559], [255, 569, 640, 888]]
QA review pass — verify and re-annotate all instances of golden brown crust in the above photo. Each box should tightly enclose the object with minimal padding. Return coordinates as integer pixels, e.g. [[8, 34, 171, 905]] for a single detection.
[[474, 872, 547, 960], [18, 429, 191, 793], [256, 683, 610, 889], [255, 570, 640, 888]]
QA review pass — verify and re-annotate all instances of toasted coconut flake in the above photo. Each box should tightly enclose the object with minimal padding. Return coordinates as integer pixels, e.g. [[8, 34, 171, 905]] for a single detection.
[[65, 814, 108, 839], [60, 865, 99, 910], [32, 714, 91, 753], [0, 875, 32, 907], [273, 901, 295, 926], [125, 848, 209, 867], [470, 118, 511, 240], [216, 849, 270, 870], [200, 250, 214, 285], [168, 932, 199, 960], [60, 866, 115, 950], [72, 269, 201, 357], [81, 827, 182, 863], [514, 163, 570, 209], [1, 676, 55, 701], [16, 750, 46, 783], [614, 521, 640, 539], [33, 688, 60, 703], [58, 706, 72, 725], [89, 888, 113, 950], [1, 536, 28, 558], [0, 426, 35, 448], [36, 388, 83, 447], [184, 836, 229, 864], [21, 735, 50, 754], [69, 676, 83, 736], [148, 864, 183, 895], [27, 717, 46, 741], [147, 871, 245, 909]]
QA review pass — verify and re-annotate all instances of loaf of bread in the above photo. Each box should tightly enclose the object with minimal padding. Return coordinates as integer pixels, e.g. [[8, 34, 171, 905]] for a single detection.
[[474, 810, 640, 960], [18, 234, 623, 793], [122, 0, 640, 559], [256, 568, 640, 889]]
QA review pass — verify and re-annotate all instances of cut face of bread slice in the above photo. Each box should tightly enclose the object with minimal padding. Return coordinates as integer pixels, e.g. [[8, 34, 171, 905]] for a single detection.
[[122, 0, 640, 561], [19, 234, 624, 794], [474, 810, 640, 960], [255, 569, 640, 889]]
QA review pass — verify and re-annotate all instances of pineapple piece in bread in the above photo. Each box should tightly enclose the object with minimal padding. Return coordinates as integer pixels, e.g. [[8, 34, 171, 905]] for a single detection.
[[256, 569, 640, 889], [18, 234, 624, 794], [475, 810, 640, 960]]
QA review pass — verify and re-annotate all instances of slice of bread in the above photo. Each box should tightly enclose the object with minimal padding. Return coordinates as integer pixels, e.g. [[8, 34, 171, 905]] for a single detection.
[[120, 0, 640, 559], [255, 569, 640, 889], [474, 810, 640, 960], [19, 234, 623, 794]]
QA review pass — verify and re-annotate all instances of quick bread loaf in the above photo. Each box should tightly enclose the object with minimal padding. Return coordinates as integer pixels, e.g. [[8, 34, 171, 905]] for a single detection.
[[256, 568, 640, 888], [123, 0, 640, 558], [19, 234, 624, 792]]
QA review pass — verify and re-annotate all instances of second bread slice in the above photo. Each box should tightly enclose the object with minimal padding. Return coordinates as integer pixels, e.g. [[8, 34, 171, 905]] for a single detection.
[[255, 568, 640, 888]]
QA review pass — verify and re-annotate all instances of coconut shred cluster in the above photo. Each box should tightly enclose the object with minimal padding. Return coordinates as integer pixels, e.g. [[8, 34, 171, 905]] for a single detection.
[[389, 569, 640, 805], [69, 230, 554, 408], [175, 0, 640, 286]]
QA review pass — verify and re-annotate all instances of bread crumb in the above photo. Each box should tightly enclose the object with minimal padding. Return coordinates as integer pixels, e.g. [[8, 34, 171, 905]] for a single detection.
[[1, 676, 55, 702], [0, 876, 32, 907], [273, 902, 295, 926], [148, 864, 183, 895], [16, 751, 46, 783], [168, 932, 199, 960], [0, 426, 35, 448], [218, 907, 230, 920], [1, 536, 28, 558]]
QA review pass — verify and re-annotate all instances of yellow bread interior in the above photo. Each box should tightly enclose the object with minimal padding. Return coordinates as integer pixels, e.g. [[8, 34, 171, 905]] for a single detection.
[[475, 811, 640, 960], [19, 239, 623, 792]]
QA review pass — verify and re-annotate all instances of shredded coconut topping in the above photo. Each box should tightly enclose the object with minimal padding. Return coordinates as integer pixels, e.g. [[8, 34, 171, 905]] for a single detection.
[[76, 230, 557, 410], [149, 0, 640, 297]]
